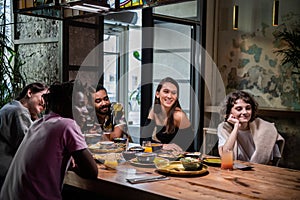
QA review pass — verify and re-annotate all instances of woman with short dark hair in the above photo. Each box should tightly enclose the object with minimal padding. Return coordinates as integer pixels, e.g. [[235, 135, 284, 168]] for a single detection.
[[217, 90, 284, 165]]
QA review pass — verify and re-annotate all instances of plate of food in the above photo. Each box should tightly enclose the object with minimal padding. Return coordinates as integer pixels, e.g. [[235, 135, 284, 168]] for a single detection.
[[93, 153, 123, 164], [93, 153, 106, 163], [157, 152, 177, 161], [88, 142, 124, 153], [202, 157, 221, 166], [129, 158, 156, 168], [156, 161, 208, 176]]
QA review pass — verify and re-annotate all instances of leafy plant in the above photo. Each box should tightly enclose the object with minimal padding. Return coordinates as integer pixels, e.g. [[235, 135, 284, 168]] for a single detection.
[[129, 86, 141, 105], [0, 1, 25, 108], [273, 29, 300, 74]]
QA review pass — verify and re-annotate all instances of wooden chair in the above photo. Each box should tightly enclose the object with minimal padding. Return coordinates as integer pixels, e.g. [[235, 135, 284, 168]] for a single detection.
[[274, 137, 285, 166], [202, 127, 218, 155]]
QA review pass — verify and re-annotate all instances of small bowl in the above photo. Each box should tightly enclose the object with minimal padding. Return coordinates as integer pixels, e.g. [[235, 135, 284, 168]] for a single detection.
[[180, 157, 202, 171], [128, 146, 145, 153], [85, 134, 101, 145], [151, 143, 163, 152], [99, 141, 114, 149], [154, 157, 170, 169], [122, 151, 137, 161], [113, 138, 127, 144], [157, 153, 177, 161], [135, 152, 157, 164]]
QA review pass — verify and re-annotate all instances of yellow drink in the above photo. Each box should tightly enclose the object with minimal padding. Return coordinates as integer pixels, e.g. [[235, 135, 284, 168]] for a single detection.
[[143, 146, 153, 153], [142, 141, 152, 153], [104, 160, 118, 169], [104, 153, 118, 169]]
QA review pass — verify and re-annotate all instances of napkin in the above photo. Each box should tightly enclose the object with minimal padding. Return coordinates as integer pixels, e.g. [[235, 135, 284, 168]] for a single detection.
[[127, 175, 169, 184]]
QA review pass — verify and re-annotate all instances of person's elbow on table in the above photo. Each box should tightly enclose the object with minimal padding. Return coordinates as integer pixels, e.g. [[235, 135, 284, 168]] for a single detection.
[[71, 149, 98, 179]]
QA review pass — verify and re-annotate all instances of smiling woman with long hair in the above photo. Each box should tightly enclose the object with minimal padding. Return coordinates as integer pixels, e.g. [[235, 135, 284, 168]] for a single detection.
[[141, 77, 195, 153]]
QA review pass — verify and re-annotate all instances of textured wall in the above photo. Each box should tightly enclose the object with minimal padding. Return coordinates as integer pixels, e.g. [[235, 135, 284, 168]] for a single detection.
[[264, 116, 300, 169], [16, 14, 61, 85], [69, 20, 99, 66], [218, 3, 300, 110]]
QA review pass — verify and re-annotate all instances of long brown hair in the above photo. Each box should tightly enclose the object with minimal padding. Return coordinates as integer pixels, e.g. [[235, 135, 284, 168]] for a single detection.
[[154, 77, 181, 133], [16, 82, 48, 100]]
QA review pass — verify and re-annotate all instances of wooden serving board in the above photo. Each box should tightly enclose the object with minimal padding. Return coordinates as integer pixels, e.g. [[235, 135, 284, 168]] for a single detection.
[[157, 161, 208, 176]]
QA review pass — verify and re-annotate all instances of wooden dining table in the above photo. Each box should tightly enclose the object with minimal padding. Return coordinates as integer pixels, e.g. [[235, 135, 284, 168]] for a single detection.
[[63, 155, 300, 200]]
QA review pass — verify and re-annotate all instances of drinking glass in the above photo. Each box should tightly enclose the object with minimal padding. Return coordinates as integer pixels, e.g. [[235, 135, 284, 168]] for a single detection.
[[102, 132, 111, 141], [221, 150, 233, 170], [142, 141, 153, 153], [104, 153, 118, 169]]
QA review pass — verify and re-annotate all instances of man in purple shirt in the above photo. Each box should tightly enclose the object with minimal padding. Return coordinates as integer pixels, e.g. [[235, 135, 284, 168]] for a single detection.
[[0, 81, 98, 200]]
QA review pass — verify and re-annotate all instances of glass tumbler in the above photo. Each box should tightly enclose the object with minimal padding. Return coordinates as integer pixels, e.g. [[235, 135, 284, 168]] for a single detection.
[[221, 150, 233, 170], [142, 141, 153, 153], [104, 153, 118, 169]]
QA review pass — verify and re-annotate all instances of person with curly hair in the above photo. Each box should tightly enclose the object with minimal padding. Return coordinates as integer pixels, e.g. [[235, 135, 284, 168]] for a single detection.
[[217, 90, 284, 165]]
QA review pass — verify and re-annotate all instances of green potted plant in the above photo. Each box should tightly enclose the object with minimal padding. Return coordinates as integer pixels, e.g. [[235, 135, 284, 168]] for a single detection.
[[0, 2, 25, 108], [273, 28, 300, 75]]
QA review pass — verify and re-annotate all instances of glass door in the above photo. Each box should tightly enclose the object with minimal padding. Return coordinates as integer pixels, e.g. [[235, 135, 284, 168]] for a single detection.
[[153, 21, 194, 119], [103, 23, 142, 143], [145, 0, 203, 150], [103, 24, 125, 103]]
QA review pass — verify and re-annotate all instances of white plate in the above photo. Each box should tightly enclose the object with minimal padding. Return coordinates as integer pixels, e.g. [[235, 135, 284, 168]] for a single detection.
[[99, 141, 114, 145], [129, 158, 155, 168]]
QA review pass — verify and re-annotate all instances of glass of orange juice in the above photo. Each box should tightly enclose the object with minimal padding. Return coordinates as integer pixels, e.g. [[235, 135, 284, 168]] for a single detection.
[[221, 150, 233, 170], [142, 141, 153, 153]]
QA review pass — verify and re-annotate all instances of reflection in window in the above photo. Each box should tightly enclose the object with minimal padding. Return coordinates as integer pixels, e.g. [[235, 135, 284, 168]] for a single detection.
[[109, 74, 115, 82], [120, 0, 143, 8]]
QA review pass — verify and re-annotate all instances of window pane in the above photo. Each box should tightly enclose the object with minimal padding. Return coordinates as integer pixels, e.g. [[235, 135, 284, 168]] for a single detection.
[[103, 33, 119, 102], [153, 21, 192, 118], [153, 1, 199, 21], [128, 27, 142, 125]]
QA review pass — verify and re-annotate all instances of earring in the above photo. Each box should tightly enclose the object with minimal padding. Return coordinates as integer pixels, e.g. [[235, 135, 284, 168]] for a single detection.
[[155, 97, 160, 104]]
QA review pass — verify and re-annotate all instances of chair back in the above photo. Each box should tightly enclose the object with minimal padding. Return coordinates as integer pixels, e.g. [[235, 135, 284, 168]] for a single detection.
[[274, 134, 285, 166], [203, 128, 218, 155]]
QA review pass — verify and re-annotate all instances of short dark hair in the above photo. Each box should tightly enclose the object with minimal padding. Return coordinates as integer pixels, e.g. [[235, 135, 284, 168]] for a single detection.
[[16, 82, 48, 100], [44, 81, 74, 118], [95, 84, 107, 93], [220, 90, 258, 122]]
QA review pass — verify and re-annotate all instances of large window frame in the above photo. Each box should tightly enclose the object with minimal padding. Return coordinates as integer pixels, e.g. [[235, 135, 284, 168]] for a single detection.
[[140, 0, 206, 150]]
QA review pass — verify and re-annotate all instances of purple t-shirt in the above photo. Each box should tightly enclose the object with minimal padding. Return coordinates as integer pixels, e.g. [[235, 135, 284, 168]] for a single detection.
[[0, 112, 87, 200]]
